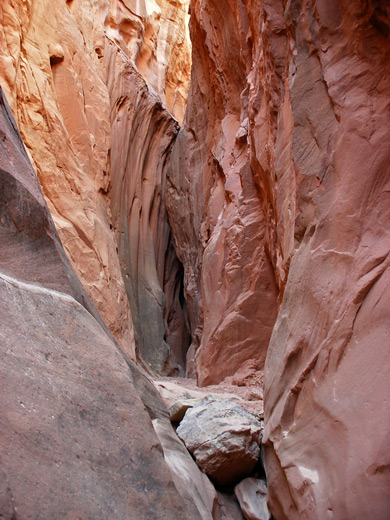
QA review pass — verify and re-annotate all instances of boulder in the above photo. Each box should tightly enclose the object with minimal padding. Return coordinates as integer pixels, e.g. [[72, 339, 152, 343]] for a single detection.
[[234, 478, 271, 520], [176, 398, 262, 486], [215, 492, 245, 520]]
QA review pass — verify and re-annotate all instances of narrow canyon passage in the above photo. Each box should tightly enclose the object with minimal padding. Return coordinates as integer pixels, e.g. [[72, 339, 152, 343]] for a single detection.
[[0, 1, 390, 519]]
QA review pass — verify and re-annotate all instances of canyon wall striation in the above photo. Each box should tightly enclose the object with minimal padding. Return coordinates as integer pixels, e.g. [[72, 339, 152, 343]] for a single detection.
[[0, 86, 207, 519], [168, 0, 390, 518], [167, 0, 279, 384], [0, 0, 191, 371], [1, 0, 390, 519]]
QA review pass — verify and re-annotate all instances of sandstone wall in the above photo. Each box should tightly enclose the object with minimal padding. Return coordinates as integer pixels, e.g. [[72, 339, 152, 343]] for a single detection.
[[106, 37, 189, 374], [0, 0, 135, 357], [261, 1, 390, 518], [0, 86, 204, 520], [0, 0, 192, 371], [168, 0, 390, 517], [167, 0, 279, 385]]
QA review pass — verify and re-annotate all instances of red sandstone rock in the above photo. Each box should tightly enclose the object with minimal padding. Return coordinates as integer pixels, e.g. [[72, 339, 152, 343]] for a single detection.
[[215, 492, 245, 520], [262, 2, 390, 518], [168, 0, 390, 518], [0, 0, 136, 358], [0, 0, 191, 368], [167, 0, 279, 385], [106, 39, 189, 374], [0, 86, 203, 519]]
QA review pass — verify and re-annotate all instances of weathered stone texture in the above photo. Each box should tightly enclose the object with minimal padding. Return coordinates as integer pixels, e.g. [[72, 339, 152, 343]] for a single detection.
[[167, 0, 279, 385], [0, 86, 203, 520], [176, 398, 262, 486], [0, 0, 135, 357], [0, 0, 191, 368], [168, 0, 390, 518]]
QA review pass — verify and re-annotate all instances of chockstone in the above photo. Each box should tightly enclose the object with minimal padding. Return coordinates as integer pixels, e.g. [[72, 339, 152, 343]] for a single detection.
[[176, 397, 263, 487]]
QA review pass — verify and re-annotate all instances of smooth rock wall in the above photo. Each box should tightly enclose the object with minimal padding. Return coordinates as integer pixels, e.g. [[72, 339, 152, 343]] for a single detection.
[[106, 37, 189, 374], [0, 86, 203, 520]]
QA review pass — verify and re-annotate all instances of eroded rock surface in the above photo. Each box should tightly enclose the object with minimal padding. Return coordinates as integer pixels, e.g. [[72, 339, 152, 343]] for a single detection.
[[167, 0, 279, 384], [166, 0, 390, 518], [0, 0, 191, 369], [106, 39, 190, 374], [102, 0, 191, 123], [0, 0, 136, 358], [234, 478, 271, 520], [0, 86, 202, 520], [176, 398, 262, 487]]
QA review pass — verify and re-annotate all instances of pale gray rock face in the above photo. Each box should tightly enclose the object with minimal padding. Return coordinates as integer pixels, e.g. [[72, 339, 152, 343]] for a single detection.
[[234, 478, 271, 520], [176, 398, 262, 486]]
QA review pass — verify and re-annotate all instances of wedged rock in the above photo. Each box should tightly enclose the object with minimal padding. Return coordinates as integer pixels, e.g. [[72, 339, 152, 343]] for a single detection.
[[154, 377, 263, 418], [169, 398, 204, 422], [234, 479, 271, 520], [176, 398, 262, 486], [215, 492, 245, 520]]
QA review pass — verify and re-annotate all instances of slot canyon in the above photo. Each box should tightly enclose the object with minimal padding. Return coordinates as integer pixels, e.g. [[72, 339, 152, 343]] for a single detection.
[[0, 0, 389, 518]]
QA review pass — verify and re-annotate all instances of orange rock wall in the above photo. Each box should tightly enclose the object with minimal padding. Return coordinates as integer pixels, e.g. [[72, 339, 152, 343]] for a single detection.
[[0, 0, 135, 357], [0, 0, 191, 369], [106, 38, 189, 374]]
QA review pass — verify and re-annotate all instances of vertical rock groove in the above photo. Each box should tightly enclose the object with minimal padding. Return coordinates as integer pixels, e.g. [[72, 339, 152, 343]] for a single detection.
[[1, 0, 390, 519]]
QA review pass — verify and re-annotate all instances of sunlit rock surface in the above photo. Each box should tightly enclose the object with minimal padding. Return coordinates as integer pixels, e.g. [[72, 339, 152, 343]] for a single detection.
[[0, 0, 191, 367], [0, 0, 135, 357], [102, 0, 191, 123]]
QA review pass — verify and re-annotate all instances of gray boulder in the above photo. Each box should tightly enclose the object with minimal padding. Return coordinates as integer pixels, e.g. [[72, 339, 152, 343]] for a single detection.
[[176, 398, 262, 486]]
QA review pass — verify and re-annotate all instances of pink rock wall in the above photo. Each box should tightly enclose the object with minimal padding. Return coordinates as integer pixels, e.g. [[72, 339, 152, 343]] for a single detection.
[[106, 36, 190, 374], [0, 0, 192, 372], [261, 1, 390, 518], [0, 86, 203, 520], [167, 0, 279, 385], [168, 0, 390, 517]]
